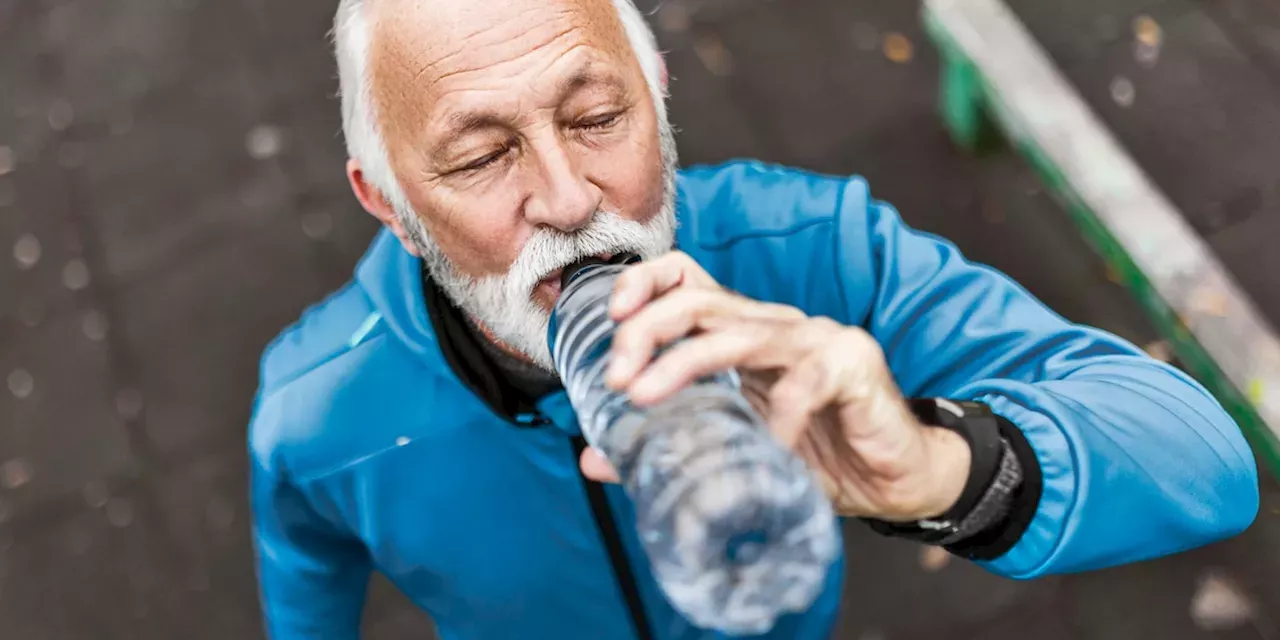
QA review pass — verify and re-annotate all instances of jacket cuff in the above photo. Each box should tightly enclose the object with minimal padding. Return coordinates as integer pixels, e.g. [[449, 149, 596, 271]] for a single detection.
[[960, 389, 1078, 577]]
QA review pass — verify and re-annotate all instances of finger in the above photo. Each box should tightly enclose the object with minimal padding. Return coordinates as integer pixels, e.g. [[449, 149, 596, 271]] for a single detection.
[[579, 447, 621, 484], [627, 321, 787, 405], [608, 288, 803, 387], [767, 351, 842, 449], [610, 252, 717, 320], [606, 288, 755, 388]]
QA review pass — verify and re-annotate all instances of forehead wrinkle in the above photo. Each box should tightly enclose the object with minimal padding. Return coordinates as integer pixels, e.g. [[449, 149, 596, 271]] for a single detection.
[[433, 54, 625, 138], [374, 3, 581, 92], [374, 0, 630, 82], [415, 24, 579, 95]]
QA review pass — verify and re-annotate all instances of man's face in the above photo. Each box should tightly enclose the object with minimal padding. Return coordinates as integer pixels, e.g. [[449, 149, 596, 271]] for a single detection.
[[364, 0, 677, 368]]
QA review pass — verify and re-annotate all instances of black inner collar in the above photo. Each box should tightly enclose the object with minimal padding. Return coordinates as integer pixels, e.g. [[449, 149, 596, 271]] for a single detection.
[[422, 270, 560, 422]]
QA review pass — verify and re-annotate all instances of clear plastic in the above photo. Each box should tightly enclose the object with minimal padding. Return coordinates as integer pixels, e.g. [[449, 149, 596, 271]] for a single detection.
[[548, 259, 841, 635]]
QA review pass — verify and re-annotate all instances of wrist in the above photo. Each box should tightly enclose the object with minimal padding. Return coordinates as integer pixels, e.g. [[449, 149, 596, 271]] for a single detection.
[[863, 399, 1011, 545], [918, 425, 972, 519]]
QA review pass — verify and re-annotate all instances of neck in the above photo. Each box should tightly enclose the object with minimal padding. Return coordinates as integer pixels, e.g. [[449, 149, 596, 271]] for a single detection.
[[463, 313, 563, 400], [465, 314, 547, 370]]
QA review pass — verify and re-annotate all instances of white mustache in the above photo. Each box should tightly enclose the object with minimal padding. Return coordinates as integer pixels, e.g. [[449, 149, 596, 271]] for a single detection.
[[505, 211, 665, 294]]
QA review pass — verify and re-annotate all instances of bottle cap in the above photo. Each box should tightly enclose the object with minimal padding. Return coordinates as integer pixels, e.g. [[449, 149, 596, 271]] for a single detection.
[[559, 252, 641, 288]]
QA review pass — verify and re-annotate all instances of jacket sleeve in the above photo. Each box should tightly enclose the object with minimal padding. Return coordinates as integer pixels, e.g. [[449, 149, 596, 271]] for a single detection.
[[251, 444, 371, 638], [835, 184, 1260, 578]]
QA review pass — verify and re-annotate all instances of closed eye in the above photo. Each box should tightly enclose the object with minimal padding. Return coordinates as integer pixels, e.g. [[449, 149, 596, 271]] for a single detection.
[[575, 112, 623, 131], [457, 147, 508, 173]]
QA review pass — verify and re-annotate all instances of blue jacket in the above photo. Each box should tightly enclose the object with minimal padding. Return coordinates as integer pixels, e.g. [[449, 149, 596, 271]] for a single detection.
[[249, 161, 1259, 640]]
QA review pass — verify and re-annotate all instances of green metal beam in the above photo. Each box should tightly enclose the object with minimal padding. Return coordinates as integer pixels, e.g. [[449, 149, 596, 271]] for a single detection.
[[923, 0, 1280, 480]]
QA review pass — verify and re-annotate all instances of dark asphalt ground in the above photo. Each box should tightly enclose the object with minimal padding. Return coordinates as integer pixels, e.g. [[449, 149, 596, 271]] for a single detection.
[[1006, 0, 1280, 323], [0, 0, 1278, 638]]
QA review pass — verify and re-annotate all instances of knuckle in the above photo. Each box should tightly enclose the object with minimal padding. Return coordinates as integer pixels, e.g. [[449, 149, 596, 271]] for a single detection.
[[673, 251, 717, 282], [653, 251, 690, 273], [836, 325, 881, 354], [671, 251, 701, 271], [779, 305, 809, 321], [807, 316, 844, 334], [757, 301, 806, 320]]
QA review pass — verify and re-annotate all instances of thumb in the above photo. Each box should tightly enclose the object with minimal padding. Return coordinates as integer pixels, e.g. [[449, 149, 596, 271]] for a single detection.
[[579, 447, 622, 484]]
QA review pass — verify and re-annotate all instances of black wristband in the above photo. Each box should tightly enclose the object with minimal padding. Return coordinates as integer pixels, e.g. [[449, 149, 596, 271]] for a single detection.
[[863, 398, 1006, 545], [944, 413, 1043, 560]]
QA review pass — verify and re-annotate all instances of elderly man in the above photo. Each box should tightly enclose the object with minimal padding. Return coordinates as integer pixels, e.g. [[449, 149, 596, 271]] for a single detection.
[[247, 0, 1260, 638]]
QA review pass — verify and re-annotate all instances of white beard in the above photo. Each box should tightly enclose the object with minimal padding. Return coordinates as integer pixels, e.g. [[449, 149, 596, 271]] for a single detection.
[[401, 124, 680, 371], [419, 207, 676, 370]]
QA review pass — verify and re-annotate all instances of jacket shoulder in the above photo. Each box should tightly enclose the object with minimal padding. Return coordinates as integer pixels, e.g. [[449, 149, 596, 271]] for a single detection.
[[675, 160, 878, 321], [249, 280, 396, 477], [675, 159, 873, 250], [258, 281, 381, 395]]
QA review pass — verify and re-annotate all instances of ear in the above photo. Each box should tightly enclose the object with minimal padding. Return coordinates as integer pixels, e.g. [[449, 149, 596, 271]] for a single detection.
[[347, 159, 422, 257], [659, 54, 669, 93]]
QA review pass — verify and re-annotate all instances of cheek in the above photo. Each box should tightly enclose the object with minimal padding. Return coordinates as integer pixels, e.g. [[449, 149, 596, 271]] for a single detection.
[[592, 127, 666, 224], [410, 186, 529, 277]]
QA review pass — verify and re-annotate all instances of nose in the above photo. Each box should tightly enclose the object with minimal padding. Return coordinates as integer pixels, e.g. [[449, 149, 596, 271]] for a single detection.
[[522, 138, 602, 233]]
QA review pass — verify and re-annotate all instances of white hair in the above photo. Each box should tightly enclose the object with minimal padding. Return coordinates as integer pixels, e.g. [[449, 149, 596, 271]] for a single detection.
[[331, 0, 669, 217]]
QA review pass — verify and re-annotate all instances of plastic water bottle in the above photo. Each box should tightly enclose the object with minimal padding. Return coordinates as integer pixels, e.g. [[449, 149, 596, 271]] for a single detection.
[[548, 255, 841, 635]]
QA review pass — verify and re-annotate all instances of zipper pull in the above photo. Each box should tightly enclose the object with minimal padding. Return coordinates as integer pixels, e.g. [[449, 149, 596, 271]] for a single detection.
[[514, 412, 552, 427]]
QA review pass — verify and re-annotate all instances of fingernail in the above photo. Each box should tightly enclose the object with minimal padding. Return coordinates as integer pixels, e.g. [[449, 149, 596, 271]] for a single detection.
[[610, 290, 633, 318], [589, 448, 610, 464]]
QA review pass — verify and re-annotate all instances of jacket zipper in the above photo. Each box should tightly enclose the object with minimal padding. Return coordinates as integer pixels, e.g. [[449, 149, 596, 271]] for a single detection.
[[572, 435, 655, 640]]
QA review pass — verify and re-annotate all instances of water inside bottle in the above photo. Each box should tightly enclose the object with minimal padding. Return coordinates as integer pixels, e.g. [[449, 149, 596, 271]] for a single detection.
[[548, 256, 841, 634]]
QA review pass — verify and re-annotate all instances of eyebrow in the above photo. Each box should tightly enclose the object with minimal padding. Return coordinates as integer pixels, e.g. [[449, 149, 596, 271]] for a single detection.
[[557, 67, 628, 102], [432, 66, 630, 156], [438, 111, 506, 147]]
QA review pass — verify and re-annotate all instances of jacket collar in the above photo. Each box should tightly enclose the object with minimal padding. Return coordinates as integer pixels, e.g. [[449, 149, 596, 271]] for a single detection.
[[355, 229, 580, 432], [355, 229, 442, 364]]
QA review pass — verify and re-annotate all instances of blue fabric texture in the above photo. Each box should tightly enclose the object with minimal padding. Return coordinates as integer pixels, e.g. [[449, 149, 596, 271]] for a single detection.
[[250, 160, 1259, 639]]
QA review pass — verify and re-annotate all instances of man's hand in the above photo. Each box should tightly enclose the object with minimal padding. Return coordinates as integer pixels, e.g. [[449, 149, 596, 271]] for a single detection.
[[578, 251, 972, 522]]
